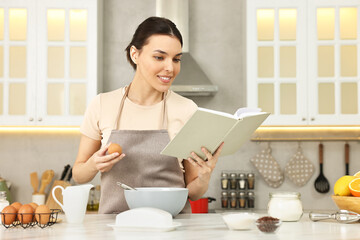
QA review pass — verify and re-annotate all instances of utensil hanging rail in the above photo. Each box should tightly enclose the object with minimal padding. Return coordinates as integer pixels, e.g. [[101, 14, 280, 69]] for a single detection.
[[251, 126, 360, 142], [251, 137, 360, 142]]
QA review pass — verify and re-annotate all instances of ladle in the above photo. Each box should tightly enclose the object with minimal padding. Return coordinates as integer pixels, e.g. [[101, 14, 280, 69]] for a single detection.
[[309, 210, 360, 223], [117, 181, 137, 191], [314, 143, 330, 193]]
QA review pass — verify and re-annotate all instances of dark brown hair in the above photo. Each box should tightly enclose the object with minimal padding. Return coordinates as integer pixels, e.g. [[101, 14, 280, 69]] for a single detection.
[[125, 16, 183, 70]]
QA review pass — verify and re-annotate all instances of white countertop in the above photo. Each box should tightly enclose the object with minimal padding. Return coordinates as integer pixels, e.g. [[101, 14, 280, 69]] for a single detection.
[[1, 212, 360, 240]]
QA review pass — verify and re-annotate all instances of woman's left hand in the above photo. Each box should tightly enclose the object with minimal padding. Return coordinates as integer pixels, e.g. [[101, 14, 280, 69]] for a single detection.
[[187, 142, 225, 183]]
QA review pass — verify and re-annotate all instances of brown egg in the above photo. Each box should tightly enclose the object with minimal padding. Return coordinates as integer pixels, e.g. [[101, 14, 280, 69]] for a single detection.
[[10, 202, 22, 212], [29, 202, 38, 211], [17, 204, 34, 224], [1, 205, 17, 225], [35, 205, 51, 224], [108, 143, 122, 155]]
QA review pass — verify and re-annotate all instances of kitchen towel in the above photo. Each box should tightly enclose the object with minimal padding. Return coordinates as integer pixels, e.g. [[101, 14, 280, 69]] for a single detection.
[[250, 144, 284, 188], [285, 144, 314, 187]]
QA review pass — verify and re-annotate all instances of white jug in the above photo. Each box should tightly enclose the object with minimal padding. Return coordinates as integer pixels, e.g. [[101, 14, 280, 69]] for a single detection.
[[52, 184, 93, 224]]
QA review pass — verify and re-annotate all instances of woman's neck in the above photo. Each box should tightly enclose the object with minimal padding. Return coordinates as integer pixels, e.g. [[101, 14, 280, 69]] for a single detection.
[[127, 79, 164, 106]]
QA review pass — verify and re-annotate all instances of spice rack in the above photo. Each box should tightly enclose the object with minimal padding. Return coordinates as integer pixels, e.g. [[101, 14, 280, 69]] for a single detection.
[[220, 171, 255, 210]]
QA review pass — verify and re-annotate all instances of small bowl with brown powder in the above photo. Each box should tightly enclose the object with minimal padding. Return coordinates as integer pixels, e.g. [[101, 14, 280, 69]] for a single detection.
[[255, 216, 282, 233]]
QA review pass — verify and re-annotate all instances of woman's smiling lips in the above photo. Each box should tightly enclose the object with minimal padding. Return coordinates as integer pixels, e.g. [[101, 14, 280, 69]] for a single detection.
[[158, 75, 172, 83]]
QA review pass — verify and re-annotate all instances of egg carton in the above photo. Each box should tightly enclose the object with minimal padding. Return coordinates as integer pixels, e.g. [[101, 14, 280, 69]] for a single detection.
[[0, 209, 61, 229]]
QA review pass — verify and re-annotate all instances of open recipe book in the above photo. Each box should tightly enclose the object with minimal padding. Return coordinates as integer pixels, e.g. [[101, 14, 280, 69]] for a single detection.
[[161, 107, 270, 160]]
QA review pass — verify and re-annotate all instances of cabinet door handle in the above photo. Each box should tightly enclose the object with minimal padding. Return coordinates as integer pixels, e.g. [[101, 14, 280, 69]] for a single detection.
[[38, 117, 43, 122], [311, 118, 315, 121], [302, 118, 306, 121], [29, 117, 34, 121]]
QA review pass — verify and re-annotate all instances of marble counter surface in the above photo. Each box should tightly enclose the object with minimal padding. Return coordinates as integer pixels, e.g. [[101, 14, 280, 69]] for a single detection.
[[1, 212, 360, 240]]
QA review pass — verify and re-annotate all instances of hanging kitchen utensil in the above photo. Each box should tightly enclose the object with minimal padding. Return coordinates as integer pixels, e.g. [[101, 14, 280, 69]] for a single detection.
[[250, 143, 284, 188], [345, 143, 350, 175], [309, 210, 360, 223], [314, 143, 330, 193], [30, 172, 39, 194], [285, 142, 315, 187]]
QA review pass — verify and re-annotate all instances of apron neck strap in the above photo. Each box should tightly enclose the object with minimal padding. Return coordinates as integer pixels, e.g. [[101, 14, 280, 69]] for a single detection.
[[114, 83, 168, 130]]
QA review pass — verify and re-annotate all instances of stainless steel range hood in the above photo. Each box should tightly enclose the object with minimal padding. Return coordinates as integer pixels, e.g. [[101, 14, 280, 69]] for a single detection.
[[156, 0, 218, 97]]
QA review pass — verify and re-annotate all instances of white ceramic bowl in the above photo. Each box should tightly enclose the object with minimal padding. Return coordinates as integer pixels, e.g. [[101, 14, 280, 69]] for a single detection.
[[124, 187, 188, 217], [222, 212, 257, 230]]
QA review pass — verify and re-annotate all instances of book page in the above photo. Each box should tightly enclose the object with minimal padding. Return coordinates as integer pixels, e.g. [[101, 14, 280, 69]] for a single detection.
[[234, 107, 262, 118], [198, 107, 236, 119]]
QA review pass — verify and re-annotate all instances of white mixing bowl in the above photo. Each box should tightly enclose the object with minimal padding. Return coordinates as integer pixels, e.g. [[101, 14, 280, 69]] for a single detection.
[[124, 187, 188, 217]]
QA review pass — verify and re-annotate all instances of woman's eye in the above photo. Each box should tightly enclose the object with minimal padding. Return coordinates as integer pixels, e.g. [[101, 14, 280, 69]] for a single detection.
[[173, 58, 181, 63], [154, 56, 163, 60]]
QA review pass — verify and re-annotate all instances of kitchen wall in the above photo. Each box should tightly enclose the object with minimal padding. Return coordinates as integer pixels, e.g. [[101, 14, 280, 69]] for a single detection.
[[1, 0, 360, 211]]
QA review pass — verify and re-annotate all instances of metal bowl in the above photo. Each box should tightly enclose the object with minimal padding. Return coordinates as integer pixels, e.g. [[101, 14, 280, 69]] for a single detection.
[[124, 187, 188, 217]]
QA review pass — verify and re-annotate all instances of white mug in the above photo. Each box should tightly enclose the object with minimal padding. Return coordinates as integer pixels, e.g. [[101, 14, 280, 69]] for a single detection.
[[52, 184, 93, 224]]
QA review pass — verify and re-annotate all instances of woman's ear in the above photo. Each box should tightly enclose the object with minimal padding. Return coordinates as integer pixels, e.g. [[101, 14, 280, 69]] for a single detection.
[[130, 46, 138, 64]]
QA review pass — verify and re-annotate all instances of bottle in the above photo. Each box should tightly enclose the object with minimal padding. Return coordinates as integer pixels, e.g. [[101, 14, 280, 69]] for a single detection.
[[267, 192, 303, 221], [0, 191, 9, 224], [221, 173, 229, 190], [238, 191, 246, 208], [238, 173, 247, 190], [221, 191, 229, 208], [230, 191, 237, 208], [229, 173, 237, 189], [0, 178, 12, 203], [247, 173, 255, 190], [247, 192, 255, 208]]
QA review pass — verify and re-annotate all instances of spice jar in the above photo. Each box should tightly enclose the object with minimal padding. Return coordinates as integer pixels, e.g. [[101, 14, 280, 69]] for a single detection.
[[221, 173, 229, 190], [229, 173, 237, 189], [247, 192, 255, 208], [221, 191, 229, 208], [238, 173, 247, 190], [230, 191, 237, 208], [247, 173, 255, 190], [267, 192, 303, 222], [238, 191, 246, 208]]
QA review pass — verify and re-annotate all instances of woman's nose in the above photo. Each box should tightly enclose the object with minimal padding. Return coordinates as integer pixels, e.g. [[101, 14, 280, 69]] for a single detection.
[[164, 59, 174, 72]]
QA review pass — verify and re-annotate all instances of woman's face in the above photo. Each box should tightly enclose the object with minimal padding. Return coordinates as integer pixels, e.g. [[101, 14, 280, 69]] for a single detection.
[[133, 34, 182, 93]]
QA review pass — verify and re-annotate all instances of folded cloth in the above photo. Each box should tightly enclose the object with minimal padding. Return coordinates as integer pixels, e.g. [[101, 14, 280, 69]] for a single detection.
[[285, 145, 314, 187], [250, 145, 284, 188]]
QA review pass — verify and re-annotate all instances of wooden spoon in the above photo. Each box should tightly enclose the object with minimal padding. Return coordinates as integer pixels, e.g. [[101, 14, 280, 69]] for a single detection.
[[38, 170, 54, 194], [30, 172, 39, 194], [314, 143, 330, 193]]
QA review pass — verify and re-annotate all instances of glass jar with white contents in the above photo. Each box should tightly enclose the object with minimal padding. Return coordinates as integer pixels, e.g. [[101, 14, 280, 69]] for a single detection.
[[267, 192, 303, 222]]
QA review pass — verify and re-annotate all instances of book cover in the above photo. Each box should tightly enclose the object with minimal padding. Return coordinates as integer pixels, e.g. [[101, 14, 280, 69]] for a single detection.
[[161, 107, 270, 159]]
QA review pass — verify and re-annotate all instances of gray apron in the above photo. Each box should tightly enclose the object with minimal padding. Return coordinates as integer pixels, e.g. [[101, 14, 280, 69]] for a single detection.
[[99, 85, 191, 214]]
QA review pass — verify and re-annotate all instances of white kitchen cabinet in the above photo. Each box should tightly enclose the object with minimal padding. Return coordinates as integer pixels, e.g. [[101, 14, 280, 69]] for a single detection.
[[0, 0, 101, 126], [247, 0, 360, 125]]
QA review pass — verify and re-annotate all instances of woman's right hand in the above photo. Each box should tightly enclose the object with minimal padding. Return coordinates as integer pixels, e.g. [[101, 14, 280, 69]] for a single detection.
[[91, 142, 126, 173]]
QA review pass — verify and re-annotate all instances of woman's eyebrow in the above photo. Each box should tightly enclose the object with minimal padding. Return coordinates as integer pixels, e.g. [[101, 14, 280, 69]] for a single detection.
[[153, 49, 183, 57]]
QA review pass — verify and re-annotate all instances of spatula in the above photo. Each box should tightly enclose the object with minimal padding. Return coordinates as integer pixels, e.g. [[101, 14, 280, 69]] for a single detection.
[[30, 172, 39, 194], [38, 170, 55, 194], [314, 143, 330, 193]]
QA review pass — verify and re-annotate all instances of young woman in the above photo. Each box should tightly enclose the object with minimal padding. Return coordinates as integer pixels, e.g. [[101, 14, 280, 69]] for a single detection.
[[73, 16, 224, 214]]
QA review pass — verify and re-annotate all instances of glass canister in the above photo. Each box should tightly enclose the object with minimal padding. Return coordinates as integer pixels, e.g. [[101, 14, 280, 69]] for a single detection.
[[247, 173, 255, 190], [221, 173, 229, 190], [267, 192, 303, 222], [238, 173, 247, 190], [221, 191, 229, 208], [229, 173, 237, 189]]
